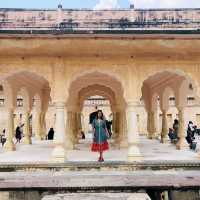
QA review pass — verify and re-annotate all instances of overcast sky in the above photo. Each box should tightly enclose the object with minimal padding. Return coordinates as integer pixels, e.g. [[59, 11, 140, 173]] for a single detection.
[[0, 0, 199, 9]]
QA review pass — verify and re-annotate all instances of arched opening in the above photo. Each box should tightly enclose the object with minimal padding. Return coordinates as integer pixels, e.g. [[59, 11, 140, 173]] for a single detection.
[[141, 70, 199, 148], [66, 71, 127, 155], [0, 71, 51, 149]]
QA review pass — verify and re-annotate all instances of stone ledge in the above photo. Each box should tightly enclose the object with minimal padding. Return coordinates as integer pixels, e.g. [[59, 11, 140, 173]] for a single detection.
[[0, 170, 199, 190], [0, 160, 200, 172]]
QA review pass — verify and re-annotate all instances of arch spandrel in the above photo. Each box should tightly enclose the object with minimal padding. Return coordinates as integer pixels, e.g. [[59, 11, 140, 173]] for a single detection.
[[139, 67, 200, 101], [66, 68, 128, 103], [66, 70, 127, 112]]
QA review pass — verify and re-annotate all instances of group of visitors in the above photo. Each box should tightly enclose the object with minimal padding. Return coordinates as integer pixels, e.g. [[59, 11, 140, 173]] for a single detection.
[[168, 119, 199, 151], [168, 119, 179, 144]]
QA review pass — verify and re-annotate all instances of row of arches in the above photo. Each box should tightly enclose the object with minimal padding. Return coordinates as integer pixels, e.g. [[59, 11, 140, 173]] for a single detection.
[[0, 69, 198, 161]]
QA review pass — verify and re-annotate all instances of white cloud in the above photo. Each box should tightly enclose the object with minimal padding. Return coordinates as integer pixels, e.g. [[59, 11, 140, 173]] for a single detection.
[[94, 0, 119, 10], [129, 0, 200, 8]]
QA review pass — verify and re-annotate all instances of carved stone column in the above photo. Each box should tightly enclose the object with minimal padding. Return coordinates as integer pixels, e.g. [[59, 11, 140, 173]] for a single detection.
[[35, 110, 42, 140], [66, 111, 74, 150], [120, 111, 128, 148], [23, 111, 32, 145], [176, 107, 188, 150], [51, 102, 66, 162], [147, 111, 156, 139], [4, 108, 16, 151], [160, 109, 168, 143], [127, 102, 142, 162]]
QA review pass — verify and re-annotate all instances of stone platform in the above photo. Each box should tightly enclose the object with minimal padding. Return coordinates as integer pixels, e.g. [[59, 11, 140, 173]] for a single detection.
[[0, 136, 199, 164]]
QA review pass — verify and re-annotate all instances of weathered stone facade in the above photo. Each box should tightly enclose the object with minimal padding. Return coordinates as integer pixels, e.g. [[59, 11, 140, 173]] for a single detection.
[[0, 7, 200, 162]]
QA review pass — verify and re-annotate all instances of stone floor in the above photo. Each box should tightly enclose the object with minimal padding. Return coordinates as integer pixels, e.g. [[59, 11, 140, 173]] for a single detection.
[[0, 136, 199, 163]]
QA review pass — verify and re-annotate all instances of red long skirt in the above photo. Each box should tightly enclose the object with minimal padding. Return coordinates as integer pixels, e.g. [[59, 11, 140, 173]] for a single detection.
[[91, 141, 109, 152]]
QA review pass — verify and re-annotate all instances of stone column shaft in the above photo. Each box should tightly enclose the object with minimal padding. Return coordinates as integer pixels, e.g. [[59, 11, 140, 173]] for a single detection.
[[51, 102, 66, 162], [120, 111, 128, 148], [4, 108, 16, 151], [35, 110, 42, 140], [23, 111, 32, 145], [161, 110, 168, 143], [147, 111, 156, 139], [66, 111, 74, 150], [176, 107, 188, 150], [127, 103, 142, 161]]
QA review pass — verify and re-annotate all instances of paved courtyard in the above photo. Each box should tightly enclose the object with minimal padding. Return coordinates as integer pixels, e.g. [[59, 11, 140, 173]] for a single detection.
[[0, 136, 199, 163]]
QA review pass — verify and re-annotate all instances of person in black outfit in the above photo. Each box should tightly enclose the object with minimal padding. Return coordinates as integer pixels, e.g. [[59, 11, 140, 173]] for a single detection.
[[186, 121, 196, 150], [1, 129, 6, 146], [105, 120, 112, 138], [47, 128, 54, 140], [89, 106, 98, 124], [15, 126, 22, 144], [172, 119, 179, 139]]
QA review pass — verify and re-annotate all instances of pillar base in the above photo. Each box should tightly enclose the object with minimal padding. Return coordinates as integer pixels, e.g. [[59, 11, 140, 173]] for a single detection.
[[148, 134, 156, 140], [176, 139, 189, 150], [160, 136, 168, 144], [4, 141, 16, 151], [23, 137, 32, 145], [35, 135, 42, 141], [127, 144, 142, 162], [51, 145, 66, 163], [66, 139, 74, 150], [120, 139, 128, 148]]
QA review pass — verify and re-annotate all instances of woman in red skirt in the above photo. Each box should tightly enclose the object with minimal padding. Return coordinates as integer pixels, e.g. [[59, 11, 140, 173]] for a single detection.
[[91, 110, 109, 162]]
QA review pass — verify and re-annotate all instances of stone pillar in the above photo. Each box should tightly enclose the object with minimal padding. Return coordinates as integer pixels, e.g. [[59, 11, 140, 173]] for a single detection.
[[66, 111, 74, 150], [127, 102, 142, 161], [176, 107, 188, 150], [147, 111, 156, 139], [35, 110, 42, 140], [51, 102, 66, 162], [161, 109, 168, 143], [4, 108, 16, 151], [40, 111, 47, 140], [73, 112, 79, 144], [23, 111, 32, 145], [120, 111, 128, 148]]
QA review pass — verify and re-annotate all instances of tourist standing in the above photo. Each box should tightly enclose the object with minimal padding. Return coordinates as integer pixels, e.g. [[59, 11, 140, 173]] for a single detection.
[[47, 128, 54, 140], [15, 126, 22, 144], [172, 119, 179, 139], [1, 129, 6, 146], [91, 110, 109, 162]]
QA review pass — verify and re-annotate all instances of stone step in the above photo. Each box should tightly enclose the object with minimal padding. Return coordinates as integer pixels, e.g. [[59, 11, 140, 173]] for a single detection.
[[42, 193, 151, 200], [0, 160, 200, 172]]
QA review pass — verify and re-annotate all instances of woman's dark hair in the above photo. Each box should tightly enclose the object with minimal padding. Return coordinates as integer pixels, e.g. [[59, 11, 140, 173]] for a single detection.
[[174, 119, 179, 124], [96, 110, 104, 120]]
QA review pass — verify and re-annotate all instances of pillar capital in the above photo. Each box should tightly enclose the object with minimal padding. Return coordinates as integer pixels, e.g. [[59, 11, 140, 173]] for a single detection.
[[126, 101, 140, 112], [54, 101, 66, 109]]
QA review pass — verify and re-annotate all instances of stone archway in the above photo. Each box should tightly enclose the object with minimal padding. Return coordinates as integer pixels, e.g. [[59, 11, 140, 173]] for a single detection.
[[141, 70, 199, 148], [0, 70, 51, 151], [65, 71, 127, 152]]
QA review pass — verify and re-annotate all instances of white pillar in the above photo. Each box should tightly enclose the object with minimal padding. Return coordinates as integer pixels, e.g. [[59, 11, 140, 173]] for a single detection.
[[51, 102, 66, 162], [127, 102, 142, 162], [120, 111, 128, 148], [147, 111, 156, 139], [160, 109, 168, 143], [176, 107, 188, 150], [66, 111, 74, 150], [4, 108, 16, 151], [35, 110, 42, 140], [23, 111, 32, 145]]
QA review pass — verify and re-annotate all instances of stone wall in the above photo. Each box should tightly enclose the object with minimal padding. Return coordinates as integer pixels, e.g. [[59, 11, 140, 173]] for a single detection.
[[0, 8, 200, 29]]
